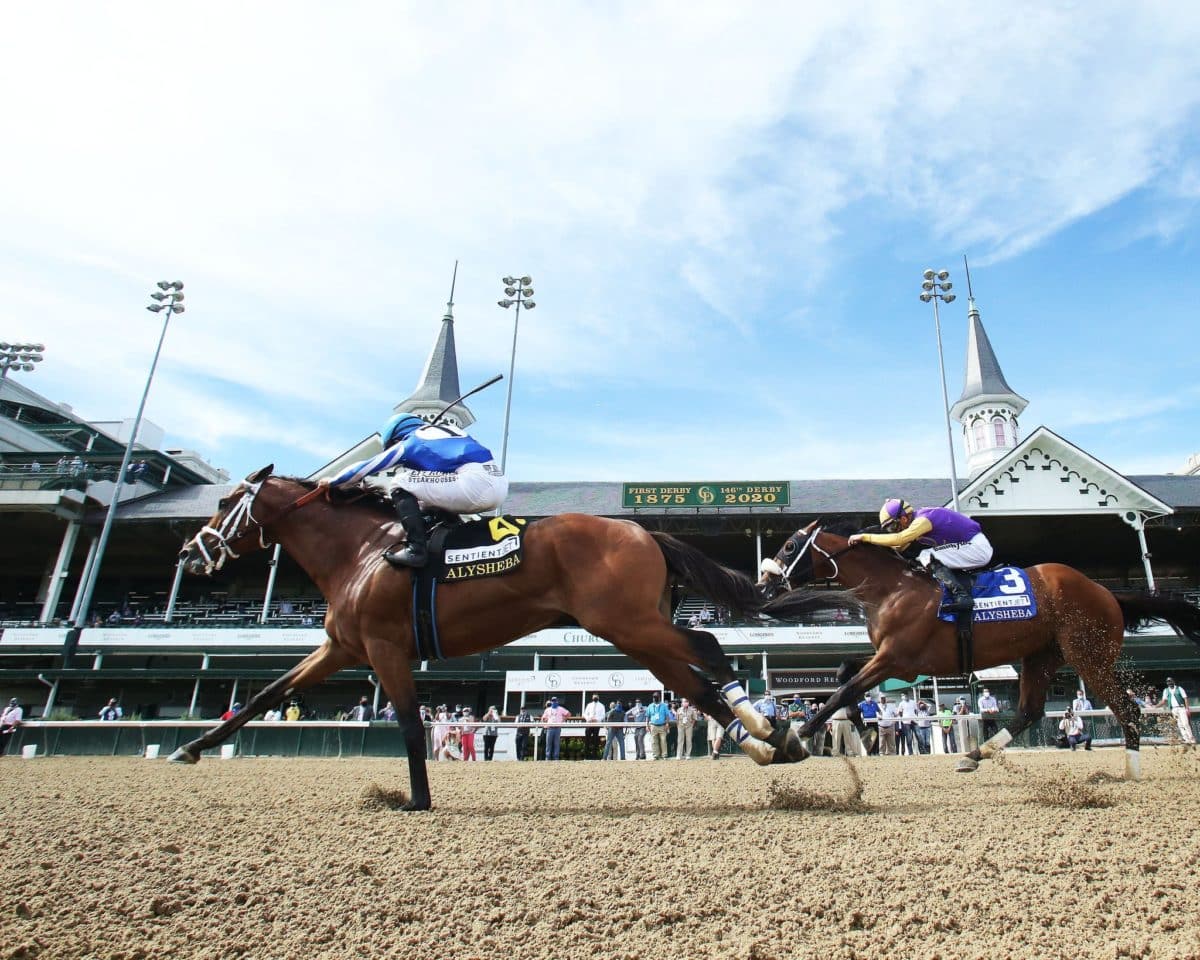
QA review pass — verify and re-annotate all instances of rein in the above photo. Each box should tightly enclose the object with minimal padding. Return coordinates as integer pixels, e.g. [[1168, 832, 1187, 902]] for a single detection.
[[761, 525, 858, 592]]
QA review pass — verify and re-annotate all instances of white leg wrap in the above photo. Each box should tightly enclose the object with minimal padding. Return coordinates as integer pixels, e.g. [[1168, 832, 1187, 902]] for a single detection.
[[727, 718, 775, 766], [978, 728, 1013, 759], [720, 681, 772, 740], [1125, 749, 1142, 781]]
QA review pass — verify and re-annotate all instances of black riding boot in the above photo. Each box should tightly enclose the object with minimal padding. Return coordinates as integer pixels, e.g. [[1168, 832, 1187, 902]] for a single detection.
[[930, 560, 973, 614], [383, 489, 429, 568]]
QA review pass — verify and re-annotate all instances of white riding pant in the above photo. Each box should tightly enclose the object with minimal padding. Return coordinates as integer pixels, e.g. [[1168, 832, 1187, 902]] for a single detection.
[[1170, 707, 1195, 743], [918, 532, 993, 570], [391, 461, 508, 514]]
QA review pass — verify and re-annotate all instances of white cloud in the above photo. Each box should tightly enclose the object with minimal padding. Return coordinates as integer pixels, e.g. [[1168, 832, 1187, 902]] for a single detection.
[[3, 3, 1200, 476]]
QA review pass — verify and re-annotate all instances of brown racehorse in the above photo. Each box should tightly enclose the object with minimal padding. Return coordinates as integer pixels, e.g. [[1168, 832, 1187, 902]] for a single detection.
[[758, 520, 1200, 779], [170, 466, 839, 808]]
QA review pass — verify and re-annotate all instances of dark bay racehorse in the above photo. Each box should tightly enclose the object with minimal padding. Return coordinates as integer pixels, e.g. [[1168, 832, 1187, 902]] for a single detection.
[[758, 520, 1200, 779], [171, 467, 839, 808]]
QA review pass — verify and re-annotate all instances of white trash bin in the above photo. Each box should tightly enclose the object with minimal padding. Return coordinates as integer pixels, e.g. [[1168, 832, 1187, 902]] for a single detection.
[[144, 744, 160, 759], [21, 744, 37, 759], [219, 744, 236, 760]]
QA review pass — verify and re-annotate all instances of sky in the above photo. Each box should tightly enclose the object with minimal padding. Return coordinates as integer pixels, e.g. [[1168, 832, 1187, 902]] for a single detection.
[[2, 3, 1199, 485]]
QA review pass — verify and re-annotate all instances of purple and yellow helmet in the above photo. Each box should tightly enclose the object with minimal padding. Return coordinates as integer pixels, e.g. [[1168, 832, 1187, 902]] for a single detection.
[[380, 413, 426, 447], [879, 498, 913, 531]]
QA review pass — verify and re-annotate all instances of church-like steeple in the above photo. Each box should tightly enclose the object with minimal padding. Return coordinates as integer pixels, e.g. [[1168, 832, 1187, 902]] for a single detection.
[[393, 264, 476, 429], [949, 266, 1028, 478]]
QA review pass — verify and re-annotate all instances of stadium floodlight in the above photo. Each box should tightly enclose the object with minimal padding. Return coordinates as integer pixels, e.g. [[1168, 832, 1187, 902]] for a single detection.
[[497, 273, 537, 479], [73, 280, 186, 631], [0, 341, 46, 380], [919, 267, 961, 510]]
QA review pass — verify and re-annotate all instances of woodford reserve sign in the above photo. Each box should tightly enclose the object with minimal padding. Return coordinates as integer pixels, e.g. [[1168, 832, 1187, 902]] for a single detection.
[[622, 482, 790, 508]]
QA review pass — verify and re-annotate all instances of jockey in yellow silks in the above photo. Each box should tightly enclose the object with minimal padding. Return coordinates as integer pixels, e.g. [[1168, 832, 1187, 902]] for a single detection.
[[848, 499, 993, 612]]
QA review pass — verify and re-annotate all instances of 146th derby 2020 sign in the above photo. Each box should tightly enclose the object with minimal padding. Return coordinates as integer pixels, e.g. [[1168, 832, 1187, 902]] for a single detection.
[[622, 482, 790, 509]]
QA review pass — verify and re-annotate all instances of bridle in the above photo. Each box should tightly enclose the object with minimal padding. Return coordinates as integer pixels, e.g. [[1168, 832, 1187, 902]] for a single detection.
[[760, 524, 858, 593], [185, 479, 325, 574]]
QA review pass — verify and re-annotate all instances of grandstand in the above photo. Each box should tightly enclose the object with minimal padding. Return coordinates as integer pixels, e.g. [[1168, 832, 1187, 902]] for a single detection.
[[2, 296, 1198, 728]]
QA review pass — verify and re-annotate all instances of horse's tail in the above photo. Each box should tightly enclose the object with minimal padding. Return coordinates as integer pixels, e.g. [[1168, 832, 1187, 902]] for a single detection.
[[1114, 593, 1200, 647], [758, 586, 862, 623], [650, 532, 854, 620]]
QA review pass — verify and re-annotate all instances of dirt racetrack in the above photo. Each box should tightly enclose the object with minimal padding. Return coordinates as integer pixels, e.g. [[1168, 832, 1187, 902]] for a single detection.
[[2, 748, 1199, 960]]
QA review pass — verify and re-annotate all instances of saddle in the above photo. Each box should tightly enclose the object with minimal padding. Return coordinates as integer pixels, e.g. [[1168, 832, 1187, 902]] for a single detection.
[[920, 563, 1039, 674]]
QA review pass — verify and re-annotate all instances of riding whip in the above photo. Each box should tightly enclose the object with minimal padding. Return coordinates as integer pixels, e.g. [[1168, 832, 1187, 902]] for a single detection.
[[426, 373, 503, 429]]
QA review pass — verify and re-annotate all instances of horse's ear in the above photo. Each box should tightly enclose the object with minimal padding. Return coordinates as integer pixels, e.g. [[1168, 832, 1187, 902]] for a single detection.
[[802, 519, 821, 533], [247, 464, 274, 483]]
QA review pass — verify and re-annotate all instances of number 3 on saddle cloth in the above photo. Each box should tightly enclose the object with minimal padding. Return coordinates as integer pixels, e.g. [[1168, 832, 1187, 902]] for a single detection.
[[936, 566, 1038, 624], [411, 516, 528, 662], [936, 566, 1038, 674]]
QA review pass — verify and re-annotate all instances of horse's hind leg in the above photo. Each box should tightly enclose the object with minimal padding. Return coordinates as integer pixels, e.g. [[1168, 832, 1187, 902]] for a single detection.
[[957, 648, 1058, 773], [1066, 625, 1143, 780], [169, 641, 358, 763]]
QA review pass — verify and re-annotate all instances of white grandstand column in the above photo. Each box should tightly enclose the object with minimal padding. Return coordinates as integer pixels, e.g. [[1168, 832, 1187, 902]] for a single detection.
[[1121, 511, 1157, 591], [40, 519, 81, 623], [68, 536, 100, 624], [164, 558, 186, 623], [260, 543, 282, 624], [73, 282, 185, 629], [189, 654, 210, 716]]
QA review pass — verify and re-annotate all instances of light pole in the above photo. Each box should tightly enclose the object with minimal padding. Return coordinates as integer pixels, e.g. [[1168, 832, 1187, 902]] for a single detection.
[[73, 282, 185, 629], [919, 268, 960, 510], [497, 275, 536, 474], [0, 342, 45, 380]]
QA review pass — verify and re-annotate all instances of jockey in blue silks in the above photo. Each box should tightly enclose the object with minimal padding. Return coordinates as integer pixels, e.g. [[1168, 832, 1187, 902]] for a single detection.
[[848, 498, 994, 614], [317, 413, 508, 568]]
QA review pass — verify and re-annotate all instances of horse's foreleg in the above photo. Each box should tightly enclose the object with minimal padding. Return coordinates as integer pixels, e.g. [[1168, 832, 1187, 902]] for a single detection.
[[361, 639, 430, 811], [169, 641, 358, 763]]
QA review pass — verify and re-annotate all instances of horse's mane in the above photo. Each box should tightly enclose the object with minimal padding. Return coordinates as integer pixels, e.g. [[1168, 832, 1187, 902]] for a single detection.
[[276, 475, 396, 515]]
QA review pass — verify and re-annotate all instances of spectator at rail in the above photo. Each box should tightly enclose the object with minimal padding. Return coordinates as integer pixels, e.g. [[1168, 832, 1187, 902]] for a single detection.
[[858, 693, 880, 754], [687, 612, 700, 629], [285, 700, 301, 722], [978, 688, 1000, 741], [914, 700, 933, 754], [1058, 707, 1092, 750], [1, 698, 23, 755], [1071, 689, 1092, 713], [431, 706, 450, 758], [98, 698, 122, 721], [752, 694, 777, 720], [1126, 688, 1146, 708], [675, 697, 700, 759], [460, 708, 478, 761], [939, 702, 958, 753], [541, 697, 570, 760], [582, 694, 606, 759], [877, 696, 898, 755], [1158, 677, 1194, 744], [481, 706, 501, 760], [349, 696, 374, 722], [626, 698, 647, 760], [263, 706, 282, 722], [106, 609, 122, 625], [379, 701, 397, 723], [220, 701, 242, 722], [786, 695, 806, 731], [896, 693, 917, 755], [514, 704, 533, 761], [603, 701, 626, 761], [707, 710, 725, 760], [645, 693, 673, 760], [438, 727, 463, 761], [830, 705, 859, 756]]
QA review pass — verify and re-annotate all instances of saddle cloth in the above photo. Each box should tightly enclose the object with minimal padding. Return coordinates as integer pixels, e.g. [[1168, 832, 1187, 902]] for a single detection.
[[936, 565, 1038, 623], [411, 516, 528, 662], [431, 515, 527, 583]]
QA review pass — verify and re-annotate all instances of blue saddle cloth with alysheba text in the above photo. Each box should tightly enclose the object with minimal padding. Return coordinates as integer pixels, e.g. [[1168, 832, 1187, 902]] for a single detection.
[[936, 566, 1037, 623]]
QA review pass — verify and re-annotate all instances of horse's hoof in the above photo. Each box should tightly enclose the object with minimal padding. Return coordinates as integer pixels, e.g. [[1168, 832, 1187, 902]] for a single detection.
[[861, 728, 878, 753], [955, 757, 979, 773], [168, 748, 199, 765], [401, 800, 432, 812]]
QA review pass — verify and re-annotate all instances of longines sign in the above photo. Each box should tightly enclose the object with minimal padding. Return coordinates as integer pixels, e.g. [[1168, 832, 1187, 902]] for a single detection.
[[622, 482, 790, 509]]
